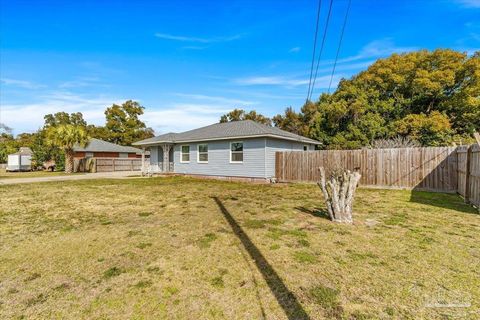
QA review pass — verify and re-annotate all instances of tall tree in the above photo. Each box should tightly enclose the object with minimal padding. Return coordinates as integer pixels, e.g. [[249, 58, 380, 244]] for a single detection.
[[272, 107, 306, 136], [44, 112, 87, 128], [0, 133, 17, 163], [105, 100, 154, 145], [220, 108, 272, 126], [45, 124, 89, 173], [274, 49, 479, 148]]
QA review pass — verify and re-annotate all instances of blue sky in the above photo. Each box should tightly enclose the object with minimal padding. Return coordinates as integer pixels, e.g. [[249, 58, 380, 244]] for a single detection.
[[1, 0, 479, 135]]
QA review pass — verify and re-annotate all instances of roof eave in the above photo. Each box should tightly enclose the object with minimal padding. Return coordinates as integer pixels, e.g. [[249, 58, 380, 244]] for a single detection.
[[132, 134, 321, 146]]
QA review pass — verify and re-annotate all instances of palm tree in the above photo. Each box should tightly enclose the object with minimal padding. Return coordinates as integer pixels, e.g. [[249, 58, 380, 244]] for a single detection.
[[46, 124, 90, 173]]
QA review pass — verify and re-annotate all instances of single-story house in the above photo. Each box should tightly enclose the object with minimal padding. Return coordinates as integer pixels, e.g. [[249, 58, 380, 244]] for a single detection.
[[74, 138, 145, 158], [6, 147, 33, 171], [133, 120, 320, 181]]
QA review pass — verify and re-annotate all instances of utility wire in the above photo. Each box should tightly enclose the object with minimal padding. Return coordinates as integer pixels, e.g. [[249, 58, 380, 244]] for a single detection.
[[306, 0, 323, 103], [308, 0, 333, 101], [328, 0, 352, 93]]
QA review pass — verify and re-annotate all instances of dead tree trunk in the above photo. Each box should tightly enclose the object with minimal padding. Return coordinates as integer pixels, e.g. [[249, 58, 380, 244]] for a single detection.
[[317, 167, 361, 223]]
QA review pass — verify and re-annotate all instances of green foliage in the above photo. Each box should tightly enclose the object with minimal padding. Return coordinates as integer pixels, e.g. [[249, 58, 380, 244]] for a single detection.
[[45, 124, 90, 173], [44, 112, 87, 128], [394, 111, 453, 146], [0, 133, 18, 163], [274, 49, 480, 148], [293, 250, 317, 263], [103, 266, 124, 279], [220, 108, 272, 125], [308, 285, 341, 311], [273, 106, 307, 136], [104, 100, 154, 146], [197, 233, 218, 249], [45, 124, 89, 151], [0, 102, 154, 168]]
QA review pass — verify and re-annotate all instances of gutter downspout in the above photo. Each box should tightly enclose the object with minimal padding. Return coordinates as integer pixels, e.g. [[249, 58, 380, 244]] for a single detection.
[[264, 138, 268, 180], [141, 147, 145, 176]]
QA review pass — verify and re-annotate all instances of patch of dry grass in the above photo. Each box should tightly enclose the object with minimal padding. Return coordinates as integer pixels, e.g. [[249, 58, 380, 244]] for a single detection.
[[0, 168, 81, 179], [0, 177, 479, 319]]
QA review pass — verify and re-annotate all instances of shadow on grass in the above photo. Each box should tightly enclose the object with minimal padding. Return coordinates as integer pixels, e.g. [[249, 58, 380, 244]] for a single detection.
[[409, 191, 478, 215], [295, 207, 330, 220], [212, 197, 310, 320]]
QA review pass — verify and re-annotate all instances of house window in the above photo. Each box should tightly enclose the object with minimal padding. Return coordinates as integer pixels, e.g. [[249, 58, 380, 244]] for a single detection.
[[303, 145, 308, 151], [119, 152, 128, 158], [197, 144, 208, 163], [230, 141, 243, 163], [181, 145, 190, 162]]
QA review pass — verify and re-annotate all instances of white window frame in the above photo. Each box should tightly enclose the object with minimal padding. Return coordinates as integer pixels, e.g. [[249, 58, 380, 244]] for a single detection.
[[180, 145, 190, 163], [230, 141, 244, 163], [197, 143, 208, 163]]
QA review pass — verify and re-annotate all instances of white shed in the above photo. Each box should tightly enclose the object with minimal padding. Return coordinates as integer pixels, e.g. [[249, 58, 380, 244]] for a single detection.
[[6, 147, 33, 172]]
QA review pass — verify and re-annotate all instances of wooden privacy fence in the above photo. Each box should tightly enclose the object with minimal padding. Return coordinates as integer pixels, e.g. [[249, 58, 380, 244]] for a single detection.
[[75, 158, 144, 173], [457, 144, 480, 207], [275, 145, 479, 207]]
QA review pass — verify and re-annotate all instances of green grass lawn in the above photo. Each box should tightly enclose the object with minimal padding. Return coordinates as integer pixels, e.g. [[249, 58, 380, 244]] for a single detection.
[[0, 177, 478, 319], [0, 168, 82, 179]]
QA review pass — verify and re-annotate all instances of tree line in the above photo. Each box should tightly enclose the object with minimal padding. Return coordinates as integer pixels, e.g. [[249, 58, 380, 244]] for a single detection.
[[221, 49, 480, 148], [0, 100, 154, 171], [2, 49, 479, 171]]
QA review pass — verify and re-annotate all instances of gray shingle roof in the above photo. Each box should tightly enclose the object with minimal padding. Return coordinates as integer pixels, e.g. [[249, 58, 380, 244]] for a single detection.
[[74, 138, 143, 153], [133, 120, 320, 145]]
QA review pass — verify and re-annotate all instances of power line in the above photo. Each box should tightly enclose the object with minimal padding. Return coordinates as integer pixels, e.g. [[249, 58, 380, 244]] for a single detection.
[[308, 0, 333, 101], [306, 0, 323, 103], [328, 0, 352, 93]]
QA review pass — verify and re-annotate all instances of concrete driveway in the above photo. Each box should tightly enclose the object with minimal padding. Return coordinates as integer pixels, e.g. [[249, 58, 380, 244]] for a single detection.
[[0, 171, 141, 185]]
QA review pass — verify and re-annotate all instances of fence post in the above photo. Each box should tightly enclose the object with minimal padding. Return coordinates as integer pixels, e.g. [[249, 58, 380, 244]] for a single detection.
[[464, 145, 472, 204]]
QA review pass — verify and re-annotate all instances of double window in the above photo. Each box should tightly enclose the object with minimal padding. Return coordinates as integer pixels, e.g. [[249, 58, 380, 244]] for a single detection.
[[197, 144, 208, 163], [181, 145, 190, 162], [230, 141, 243, 163]]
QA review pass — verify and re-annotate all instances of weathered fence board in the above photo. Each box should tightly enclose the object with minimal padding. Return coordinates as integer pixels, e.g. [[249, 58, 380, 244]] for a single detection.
[[275, 147, 459, 192], [458, 144, 480, 207], [75, 158, 143, 172], [276, 145, 479, 207]]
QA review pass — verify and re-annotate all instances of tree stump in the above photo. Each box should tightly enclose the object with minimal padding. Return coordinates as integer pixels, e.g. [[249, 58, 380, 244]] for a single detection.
[[317, 167, 361, 223]]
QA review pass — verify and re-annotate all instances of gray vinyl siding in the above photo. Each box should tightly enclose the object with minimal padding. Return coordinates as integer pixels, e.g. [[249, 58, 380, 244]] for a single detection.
[[265, 138, 314, 178], [174, 138, 266, 178], [149, 137, 315, 179]]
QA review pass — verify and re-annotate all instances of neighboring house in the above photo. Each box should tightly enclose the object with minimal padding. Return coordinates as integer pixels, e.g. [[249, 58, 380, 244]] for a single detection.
[[74, 138, 145, 158], [6, 147, 33, 171], [133, 120, 320, 180]]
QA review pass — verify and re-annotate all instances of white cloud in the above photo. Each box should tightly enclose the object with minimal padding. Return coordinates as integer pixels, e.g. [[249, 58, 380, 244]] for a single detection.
[[289, 47, 301, 53], [358, 39, 417, 58], [143, 104, 230, 134], [234, 76, 309, 87], [173, 93, 256, 106], [154, 32, 243, 43], [1, 91, 126, 134], [336, 39, 418, 65], [455, 0, 480, 8], [231, 39, 412, 90], [1, 78, 46, 89], [58, 76, 102, 88], [0, 90, 249, 135], [181, 46, 208, 50]]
